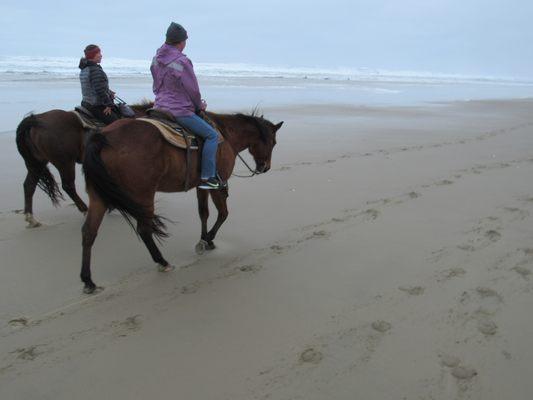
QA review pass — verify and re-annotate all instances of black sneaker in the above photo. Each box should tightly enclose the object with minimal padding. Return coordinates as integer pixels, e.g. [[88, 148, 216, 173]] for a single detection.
[[198, 177, 222, 190]]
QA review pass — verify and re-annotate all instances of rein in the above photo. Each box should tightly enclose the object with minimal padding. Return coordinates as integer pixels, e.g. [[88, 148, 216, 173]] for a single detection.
[[232, 152, 259, 178], [198, 111, 261, 179]]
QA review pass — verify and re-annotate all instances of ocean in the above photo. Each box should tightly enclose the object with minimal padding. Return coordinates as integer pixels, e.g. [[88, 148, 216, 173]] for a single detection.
[[1, 55, 533, 132]]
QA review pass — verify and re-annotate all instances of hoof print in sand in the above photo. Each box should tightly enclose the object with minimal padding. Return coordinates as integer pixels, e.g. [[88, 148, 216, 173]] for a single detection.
[[513, 266, 531, 279], [484, 230, 501, 242], [299, 348, 323, 364], [477, 319, 498, 336], [475, 287, 502, 301], [181, 284, 198, 294], [436, 179, 454, 186], [371, 320, 392, 333], [270, 245, 288, 254], [113, 315, 142, 337], [451, 366, 478, 380], [439, 267, 466, 281], [439, 354, 461, 368], [363, 209, 380, 220], [312, 230, 329, 238], [11, 345, 41, 361], [399, 286, 425, 296], [8, 317, 28, 328], [238, 264, 262, 273]]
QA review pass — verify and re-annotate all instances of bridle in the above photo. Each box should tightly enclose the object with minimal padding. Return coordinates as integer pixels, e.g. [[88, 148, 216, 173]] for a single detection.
[[232, 152, 261, 178]]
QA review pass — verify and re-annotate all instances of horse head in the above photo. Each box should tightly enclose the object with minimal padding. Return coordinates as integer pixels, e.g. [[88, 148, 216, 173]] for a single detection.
[[247, 117, 284, 173]]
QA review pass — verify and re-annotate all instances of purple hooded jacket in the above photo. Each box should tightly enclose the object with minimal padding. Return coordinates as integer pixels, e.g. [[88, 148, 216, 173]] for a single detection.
[[150, 44, 202, 117]]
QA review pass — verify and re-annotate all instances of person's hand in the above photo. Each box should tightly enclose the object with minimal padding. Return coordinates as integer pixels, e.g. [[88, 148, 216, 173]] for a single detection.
[[103, 107, 112, 115], [200, 99, 207, 111]]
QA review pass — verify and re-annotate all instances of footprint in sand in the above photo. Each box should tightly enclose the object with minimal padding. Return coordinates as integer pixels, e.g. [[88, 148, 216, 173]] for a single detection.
[[436, 179, 454, 186], [331, 216, 349, 223], [451, 366, 478, 380], [484, 230, 501, 242], [502, 207, 529, 221], [310, 230, 329, 239], [299, 348, 323, 364], [512, 266, 531, 279], [438, 267, 466, 282], [113, 315, 142, 337], [439, 354, 461, 368], [408, 191, 421, 199], [477, 319, 498, 336], [270, 245, 287, 254], [181, 284, 198, 294], [476, 287, 502, 302], [363, 209, 380, 220], [238, 264, 262, 273], [371, 320, 392, 333], [399, 286, 425, 296], [11, 345, 42, 361], [8, 317, 28, 328]]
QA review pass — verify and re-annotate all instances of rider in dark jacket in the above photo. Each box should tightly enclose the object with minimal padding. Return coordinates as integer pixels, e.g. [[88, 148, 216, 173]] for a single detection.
[[79, 44, 120, 124]]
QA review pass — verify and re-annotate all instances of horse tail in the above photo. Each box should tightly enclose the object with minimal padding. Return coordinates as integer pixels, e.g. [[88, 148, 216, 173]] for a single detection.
[[82, 131, 168, 240], [15, 114, 63, 206]]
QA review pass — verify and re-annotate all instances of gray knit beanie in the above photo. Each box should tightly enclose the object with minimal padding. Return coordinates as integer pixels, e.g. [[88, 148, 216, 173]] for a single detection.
[[166, 22, 188, 44]]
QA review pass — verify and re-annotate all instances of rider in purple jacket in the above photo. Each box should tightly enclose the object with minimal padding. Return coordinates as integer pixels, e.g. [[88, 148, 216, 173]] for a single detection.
[[151, 22, 222, 190]]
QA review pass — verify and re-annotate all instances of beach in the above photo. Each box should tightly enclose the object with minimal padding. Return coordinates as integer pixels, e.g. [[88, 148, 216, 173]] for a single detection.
[[1, 73, 533, 399]]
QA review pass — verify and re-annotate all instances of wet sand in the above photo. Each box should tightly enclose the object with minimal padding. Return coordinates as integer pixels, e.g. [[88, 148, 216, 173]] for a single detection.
[[1, 99, 533, 399]]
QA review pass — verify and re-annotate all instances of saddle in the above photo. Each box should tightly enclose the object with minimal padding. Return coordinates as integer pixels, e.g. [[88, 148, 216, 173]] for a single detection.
[[137, 108, 199, 150], [72, 106, 107, 129], [139, 108, 224, 191]]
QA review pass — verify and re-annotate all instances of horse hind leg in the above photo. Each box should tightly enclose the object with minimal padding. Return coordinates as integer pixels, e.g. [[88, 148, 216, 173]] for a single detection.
[[57, 161, 88, 213], [81, 191, 107, 293], [23, 167, 44, 228], [136, 206, 173, 272]]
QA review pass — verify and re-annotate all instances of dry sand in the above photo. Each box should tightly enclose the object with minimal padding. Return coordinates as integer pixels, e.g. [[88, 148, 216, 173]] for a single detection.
[[1, 99, 533, 399]]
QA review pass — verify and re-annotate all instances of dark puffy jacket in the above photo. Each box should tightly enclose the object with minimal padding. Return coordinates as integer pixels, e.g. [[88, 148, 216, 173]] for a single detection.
[[79, 58, 113, 106]]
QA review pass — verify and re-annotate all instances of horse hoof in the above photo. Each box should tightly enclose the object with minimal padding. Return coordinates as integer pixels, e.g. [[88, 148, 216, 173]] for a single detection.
[[206, 241, 216, 251], [83, 285, 96, 294], [83, 285, 103, 294], [158, 264, 176, 273], [195, 240, 208, 255], [24, 213, 42, 228]]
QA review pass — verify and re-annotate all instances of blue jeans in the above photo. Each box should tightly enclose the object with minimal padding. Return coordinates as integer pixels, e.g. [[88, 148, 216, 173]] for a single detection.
[[174, 114, 218, 180]]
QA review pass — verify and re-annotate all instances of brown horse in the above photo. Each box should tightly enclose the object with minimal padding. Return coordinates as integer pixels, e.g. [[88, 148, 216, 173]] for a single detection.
[[15, 103, 152, 227], [81, 112, 283, 293]]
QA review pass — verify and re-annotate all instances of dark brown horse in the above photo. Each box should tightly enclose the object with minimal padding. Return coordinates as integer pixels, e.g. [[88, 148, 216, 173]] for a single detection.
[[15, 103, 151, 227], [81, 112, 283, 293]]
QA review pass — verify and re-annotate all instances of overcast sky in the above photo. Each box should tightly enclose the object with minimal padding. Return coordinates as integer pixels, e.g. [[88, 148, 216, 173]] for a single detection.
[[1, 0, 532, 77]]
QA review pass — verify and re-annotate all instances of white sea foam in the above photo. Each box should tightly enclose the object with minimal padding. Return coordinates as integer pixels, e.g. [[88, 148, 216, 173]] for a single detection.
[[1, 55, 532, 86]]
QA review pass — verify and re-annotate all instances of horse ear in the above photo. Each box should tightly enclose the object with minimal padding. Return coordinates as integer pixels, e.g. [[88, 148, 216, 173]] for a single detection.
[[274, 121, 284, 131]]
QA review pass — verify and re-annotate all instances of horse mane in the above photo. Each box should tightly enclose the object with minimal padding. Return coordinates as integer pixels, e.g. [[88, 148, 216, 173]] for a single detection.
[[129, 100, 154, 113], [231, 109, 272, 143]]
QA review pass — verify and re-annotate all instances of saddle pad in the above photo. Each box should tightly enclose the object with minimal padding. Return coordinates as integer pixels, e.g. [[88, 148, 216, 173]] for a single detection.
[[71, 110, 106, 129], [137, 118, 223, 150]]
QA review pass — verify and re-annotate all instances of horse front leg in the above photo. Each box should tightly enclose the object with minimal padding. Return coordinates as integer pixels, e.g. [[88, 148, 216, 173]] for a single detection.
[[204, 188, 229, 250], [57, 161, 88, 213], [195, 188, 211, 255], [80, 192, 106, 294]]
